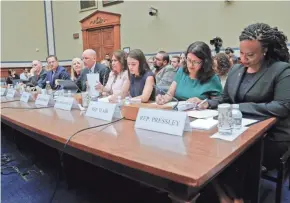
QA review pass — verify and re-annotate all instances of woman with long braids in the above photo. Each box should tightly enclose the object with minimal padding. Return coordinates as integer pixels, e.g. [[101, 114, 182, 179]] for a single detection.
[[195, 23, 290, 203]]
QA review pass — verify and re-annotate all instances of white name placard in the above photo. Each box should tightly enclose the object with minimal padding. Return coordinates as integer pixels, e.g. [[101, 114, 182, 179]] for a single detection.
[[135, 108, 191, 137], [20, 92, 32, 103], [85, 101, 122, 121], [1, 88, 7, 96], [35, 94, 54, 106], [6, 89, 16, 98], [54, 96, 74, 111]]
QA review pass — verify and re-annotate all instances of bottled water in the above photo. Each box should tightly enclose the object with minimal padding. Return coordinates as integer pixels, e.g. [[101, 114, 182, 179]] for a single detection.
[[59, 89, 65, 97], [124, 96, 131, 105], [232, 104, 242, 130], [67, 90, 72, 97], [117, 96, 122, 105], [45, 81, 52, 95]]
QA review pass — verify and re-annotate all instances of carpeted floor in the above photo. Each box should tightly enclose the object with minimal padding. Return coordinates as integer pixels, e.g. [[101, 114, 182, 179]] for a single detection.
[[1, 131, 289, 203]]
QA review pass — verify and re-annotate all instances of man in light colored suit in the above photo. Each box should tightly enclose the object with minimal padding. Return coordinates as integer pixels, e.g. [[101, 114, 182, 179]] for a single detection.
[[76, 49, 110, 91]]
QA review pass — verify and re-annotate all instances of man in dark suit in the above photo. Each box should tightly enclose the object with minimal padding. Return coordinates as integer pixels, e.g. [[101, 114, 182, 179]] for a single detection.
[[76, 49, 110, 91], [41, 55, 70, 89], [29, 60, 47, 87]]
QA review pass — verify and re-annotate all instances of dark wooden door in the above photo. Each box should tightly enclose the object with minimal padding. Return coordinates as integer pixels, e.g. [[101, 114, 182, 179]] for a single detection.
[[87, 27, 114, 62]]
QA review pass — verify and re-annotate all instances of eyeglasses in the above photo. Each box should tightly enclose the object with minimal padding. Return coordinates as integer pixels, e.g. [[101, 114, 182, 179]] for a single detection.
[[186, 58, 202, 66]]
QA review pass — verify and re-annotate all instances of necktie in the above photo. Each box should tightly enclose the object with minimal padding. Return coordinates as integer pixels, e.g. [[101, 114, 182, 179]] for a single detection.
[[51, 71, 55, 86]]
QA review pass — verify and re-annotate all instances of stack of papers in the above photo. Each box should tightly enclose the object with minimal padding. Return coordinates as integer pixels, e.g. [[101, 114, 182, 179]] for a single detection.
[[210, 127, 249, 141], [190, 118, 218, 130]]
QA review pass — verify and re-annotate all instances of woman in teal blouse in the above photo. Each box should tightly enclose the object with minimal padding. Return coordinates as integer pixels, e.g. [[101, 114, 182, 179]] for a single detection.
[[156, 41, 222, 104]]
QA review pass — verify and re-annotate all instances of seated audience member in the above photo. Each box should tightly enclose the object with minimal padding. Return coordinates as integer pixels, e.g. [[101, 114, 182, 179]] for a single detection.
[[156, 41, 222, 104], [76, 49, 110, 91], [20, 68, 31, 81], [171, 55, 181, 71], [95, 50, 129, 101], [179, 52, 186, 67], [29, 60, 47, 87], [101, 59, 111, 70], [225, 47, 238, 66], [127, 49, 155, 103], [71, 58, 84, 81], [212, 53, 231, 87], [195, 23, 290, 203], [41, 55, 70, 89], [6, 69, 20, 84], [147, 56, 154, 67], [152, 51, 177, 91], [104, 53, 111, 63]]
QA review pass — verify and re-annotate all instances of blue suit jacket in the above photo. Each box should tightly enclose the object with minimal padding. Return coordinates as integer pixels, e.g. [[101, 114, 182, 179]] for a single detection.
[[42, 66, 70, 89]]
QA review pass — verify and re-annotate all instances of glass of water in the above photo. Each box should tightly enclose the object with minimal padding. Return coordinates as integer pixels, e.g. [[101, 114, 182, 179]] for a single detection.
[[218, 103, 233, 135]]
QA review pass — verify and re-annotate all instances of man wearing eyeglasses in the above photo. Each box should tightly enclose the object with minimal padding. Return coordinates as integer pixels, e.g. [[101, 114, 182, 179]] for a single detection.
[[151, 51, 177, 92]]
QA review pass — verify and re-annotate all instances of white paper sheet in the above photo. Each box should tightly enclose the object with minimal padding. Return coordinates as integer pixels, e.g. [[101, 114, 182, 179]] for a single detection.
[[87, 73, 100, 96], [242, 118, 258, 127], [187, 109, 218, 119], [210, 127, 249, 141], [190, 118, 218, 130], [98, 97, 110, 103]]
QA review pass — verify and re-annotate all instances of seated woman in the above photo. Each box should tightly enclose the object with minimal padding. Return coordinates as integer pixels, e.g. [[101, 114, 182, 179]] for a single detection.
[[95, 50, 129, 101], [127, 49, 155, 103], [6, 69, 20, 85], [156, 41, 222, 105], [179, 52, 186, 68], [212, 53, 231, 88], [70, 58, 84, 81], [195, 23, 290, 203]]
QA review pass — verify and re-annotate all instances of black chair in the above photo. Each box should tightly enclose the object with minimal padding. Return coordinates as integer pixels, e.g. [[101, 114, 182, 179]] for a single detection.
[[262, 147, 290, 203]]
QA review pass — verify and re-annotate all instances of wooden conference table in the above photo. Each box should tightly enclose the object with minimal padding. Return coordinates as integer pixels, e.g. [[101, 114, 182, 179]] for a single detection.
[[1, 100, 276, 203]]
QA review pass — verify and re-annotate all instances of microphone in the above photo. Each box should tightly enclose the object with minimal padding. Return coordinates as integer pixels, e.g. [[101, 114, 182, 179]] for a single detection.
[[154, 84, 179, 111]]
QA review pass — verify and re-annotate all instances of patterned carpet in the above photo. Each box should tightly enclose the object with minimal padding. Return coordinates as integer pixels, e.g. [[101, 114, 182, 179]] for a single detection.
[[1, 130, 289, 203]]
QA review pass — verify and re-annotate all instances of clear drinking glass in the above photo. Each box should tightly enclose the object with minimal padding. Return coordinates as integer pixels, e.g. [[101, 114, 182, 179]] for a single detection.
[[218, 103, 233, 135], [81, 92, 90, 108]]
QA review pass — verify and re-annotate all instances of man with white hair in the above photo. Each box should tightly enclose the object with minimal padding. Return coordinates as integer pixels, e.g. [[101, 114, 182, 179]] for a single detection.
[[76, 49, 110, 91], [29, 60, 47, 87]]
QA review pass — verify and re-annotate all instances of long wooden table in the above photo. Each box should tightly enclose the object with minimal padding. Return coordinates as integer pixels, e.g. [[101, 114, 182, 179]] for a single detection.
[[1, 101, 276, 203]]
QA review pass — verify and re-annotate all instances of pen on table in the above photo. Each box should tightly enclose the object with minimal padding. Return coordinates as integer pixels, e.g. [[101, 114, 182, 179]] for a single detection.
[[197, 98, 208, 108]]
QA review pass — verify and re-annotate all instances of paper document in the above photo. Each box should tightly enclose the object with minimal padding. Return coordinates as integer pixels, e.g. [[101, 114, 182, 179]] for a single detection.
[[187, 109, 218, 119], [242, 118, 258, 126], [190, 118, 218, 130], [87, 73, 100, 96], [210, 127, 248, 141], [98, 97, 110, 103]]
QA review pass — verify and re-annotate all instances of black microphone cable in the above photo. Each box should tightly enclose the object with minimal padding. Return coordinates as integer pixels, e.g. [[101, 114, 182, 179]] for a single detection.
[[1, 106, 55, 110], [1, 100, 20, 103], [48, 117, 124, 203]]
